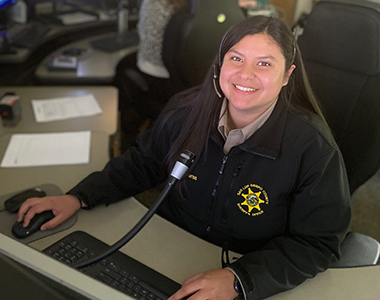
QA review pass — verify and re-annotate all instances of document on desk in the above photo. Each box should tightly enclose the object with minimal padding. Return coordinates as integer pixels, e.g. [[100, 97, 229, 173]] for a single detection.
[[31, 94, 103, 123], [57, 12, 98, 25], [0, 131, 91, 168]]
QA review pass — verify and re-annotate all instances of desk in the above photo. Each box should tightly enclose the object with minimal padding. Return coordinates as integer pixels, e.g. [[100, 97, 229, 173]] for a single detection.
[[0, 86, 118, 135], [34, 32, 138, 84], [24, 197, 380, 300], [0, 20, 117, 65]]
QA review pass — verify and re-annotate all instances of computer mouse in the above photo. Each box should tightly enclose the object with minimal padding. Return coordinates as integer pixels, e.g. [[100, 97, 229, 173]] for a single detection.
[[12, 210, 55, 239], [4, 188, 46, 213]]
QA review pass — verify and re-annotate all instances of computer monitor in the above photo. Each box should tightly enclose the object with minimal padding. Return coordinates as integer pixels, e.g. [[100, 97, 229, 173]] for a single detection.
[[0, 0, 17, 26], [0, 0, 17, 54], [0, 232, 134, 300], [0, 0, 17, 11]]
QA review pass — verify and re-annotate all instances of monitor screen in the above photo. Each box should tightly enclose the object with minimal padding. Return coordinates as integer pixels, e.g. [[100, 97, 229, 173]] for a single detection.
[[0, 0, 17, 11], [0, 252, 90, 300], [0, 232, 134, 300]]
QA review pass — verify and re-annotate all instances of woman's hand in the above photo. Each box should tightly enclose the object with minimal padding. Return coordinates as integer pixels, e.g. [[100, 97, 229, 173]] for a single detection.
[[17, 194, 83, 231], [168, 269, 238, 300]]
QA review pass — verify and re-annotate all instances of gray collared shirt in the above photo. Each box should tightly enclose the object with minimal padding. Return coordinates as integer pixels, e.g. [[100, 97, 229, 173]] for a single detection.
[[217, 98, 277, 154]]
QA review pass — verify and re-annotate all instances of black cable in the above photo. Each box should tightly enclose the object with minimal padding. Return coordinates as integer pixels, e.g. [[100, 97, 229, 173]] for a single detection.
[[73, 149, 195, 269]]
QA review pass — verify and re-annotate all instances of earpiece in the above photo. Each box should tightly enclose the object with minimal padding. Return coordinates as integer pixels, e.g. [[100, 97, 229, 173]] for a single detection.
[[292, 42, 296, 64], [212, 30, 230, 99], [212, 64, 222, 98]]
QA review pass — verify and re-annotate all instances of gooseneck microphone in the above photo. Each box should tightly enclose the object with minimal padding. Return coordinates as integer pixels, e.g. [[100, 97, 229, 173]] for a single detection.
[[168, 149, 196, 185], [74, 149, 196, 269]]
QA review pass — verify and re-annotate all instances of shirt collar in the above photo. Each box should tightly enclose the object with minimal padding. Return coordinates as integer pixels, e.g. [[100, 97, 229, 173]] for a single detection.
[[212, 97, 288, 160], [217, 97, 278, 141]]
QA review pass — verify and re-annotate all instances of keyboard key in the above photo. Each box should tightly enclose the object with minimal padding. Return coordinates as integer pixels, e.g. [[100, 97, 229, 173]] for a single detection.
[[125, 280, 135, 289], [140, 288, 149, 296], [76, 244, 88, 253], [97, 272, 113, 284], [108, 261, 120, 272], [103, 267, 121, 281], [129, 275, 140, 283], [119, 269, 130, 277], [133, 285, 141, 293], [110, 280, 120, 288]]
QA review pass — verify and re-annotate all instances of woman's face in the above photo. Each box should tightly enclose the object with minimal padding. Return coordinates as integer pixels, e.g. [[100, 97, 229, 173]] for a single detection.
[[219, 33, 295, 126]]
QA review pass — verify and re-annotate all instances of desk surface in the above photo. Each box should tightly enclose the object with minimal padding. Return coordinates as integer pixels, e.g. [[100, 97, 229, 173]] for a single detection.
[[35, 32, 138, 84], [0, 86, 118, 135], [0, 131, 110, 197], [26, 197, 380, 300]]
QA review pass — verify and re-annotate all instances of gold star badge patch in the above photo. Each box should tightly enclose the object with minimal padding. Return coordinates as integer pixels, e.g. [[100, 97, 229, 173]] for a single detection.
[[237, 184, 269, 216]]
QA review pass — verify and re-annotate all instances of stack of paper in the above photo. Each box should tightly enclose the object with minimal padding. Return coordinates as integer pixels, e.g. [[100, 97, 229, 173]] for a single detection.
[[1, 131, 91, 168], [31, 94, 103, 123]]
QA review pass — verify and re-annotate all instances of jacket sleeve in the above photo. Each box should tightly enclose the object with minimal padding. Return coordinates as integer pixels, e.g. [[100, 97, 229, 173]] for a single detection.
[[67, 113, 177, 209], [228, 148, 352, 300]]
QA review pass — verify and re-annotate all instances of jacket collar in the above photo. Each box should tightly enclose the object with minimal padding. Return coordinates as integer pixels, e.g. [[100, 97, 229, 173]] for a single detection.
[[212, 97, 288, 160]]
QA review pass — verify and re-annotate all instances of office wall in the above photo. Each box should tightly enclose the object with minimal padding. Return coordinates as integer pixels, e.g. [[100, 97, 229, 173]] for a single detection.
[[269, 0, 314, 26], [270, 0, 297, 25]]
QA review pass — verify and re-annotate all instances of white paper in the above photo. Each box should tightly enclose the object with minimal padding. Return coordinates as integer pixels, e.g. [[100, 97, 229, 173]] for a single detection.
[[57, 12, 98, 25], [31, 94, 103, 123], [1, 131, 91, 168]]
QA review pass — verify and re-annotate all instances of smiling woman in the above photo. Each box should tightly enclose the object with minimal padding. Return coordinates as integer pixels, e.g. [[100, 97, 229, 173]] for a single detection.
[[17, 16, 351, 300], [219, 33, 295, 128]]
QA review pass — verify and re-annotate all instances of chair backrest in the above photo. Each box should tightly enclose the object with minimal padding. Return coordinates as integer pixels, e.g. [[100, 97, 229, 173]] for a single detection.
[[297, 0, 380, 194], [162, 0, 245, 96]]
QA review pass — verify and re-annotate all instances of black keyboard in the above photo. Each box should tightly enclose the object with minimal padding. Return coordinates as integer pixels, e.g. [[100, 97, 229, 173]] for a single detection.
[[11, 24, 50, 48], [43, 231, 181, 300]]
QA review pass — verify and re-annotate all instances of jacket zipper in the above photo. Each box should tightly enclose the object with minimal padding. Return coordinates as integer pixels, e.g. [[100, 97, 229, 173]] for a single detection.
[[206, 155, 228, 236], [221, 164, 242, 224]]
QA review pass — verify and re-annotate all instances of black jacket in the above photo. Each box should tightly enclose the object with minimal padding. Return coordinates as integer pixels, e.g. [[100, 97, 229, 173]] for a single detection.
[[69, 97, 351, 300]]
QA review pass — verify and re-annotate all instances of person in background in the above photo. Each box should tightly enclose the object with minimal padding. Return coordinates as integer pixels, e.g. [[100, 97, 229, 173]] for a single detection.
[[238, 0, 258, 9], [136, 0, 188, 89], [116, 0, 188, 151], [19, 15, 351, 300]]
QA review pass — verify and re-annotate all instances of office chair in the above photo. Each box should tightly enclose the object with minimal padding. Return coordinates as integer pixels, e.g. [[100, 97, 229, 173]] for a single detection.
[[119, 0, 245, 120], [297, 0, 380, 267]]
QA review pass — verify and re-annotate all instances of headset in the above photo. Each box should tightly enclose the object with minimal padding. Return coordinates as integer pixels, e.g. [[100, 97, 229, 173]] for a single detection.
[[212, 30, 229, 98]]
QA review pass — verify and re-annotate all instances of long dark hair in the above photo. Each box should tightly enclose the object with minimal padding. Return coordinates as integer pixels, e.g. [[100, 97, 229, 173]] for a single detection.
[[160, 15, 324, 184]]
